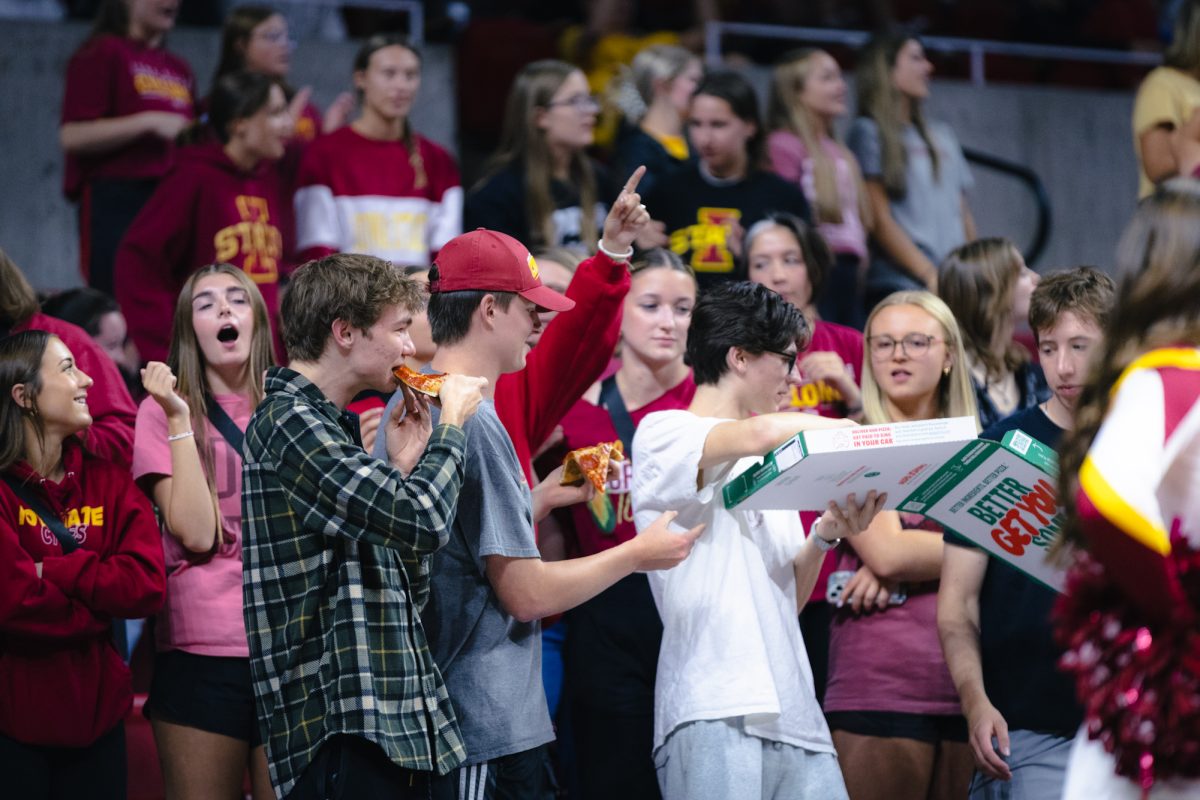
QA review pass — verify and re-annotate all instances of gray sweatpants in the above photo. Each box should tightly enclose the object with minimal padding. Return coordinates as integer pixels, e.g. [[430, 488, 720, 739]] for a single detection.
[[653, 718, 848, 800]]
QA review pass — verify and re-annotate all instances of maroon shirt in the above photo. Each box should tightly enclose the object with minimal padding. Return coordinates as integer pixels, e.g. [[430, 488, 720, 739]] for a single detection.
[[61, 34, 195, 199], [114, 143, 290, 363], [559, 375, 697, 556]]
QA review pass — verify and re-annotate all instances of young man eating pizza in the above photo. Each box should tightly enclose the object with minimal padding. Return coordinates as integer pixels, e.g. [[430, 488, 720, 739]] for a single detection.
[[419, 184, 706, 799]]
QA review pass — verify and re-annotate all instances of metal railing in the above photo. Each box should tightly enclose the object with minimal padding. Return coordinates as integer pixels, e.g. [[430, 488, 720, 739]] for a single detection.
[[704, 21, 1162, 86], [962, 148, 1053, 266]]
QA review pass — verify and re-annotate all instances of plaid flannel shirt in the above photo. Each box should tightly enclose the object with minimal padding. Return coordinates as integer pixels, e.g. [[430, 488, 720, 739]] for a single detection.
[[242, 367, 467, 797]]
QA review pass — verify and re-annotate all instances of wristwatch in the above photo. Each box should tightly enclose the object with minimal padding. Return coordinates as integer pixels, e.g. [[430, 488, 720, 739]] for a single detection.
[[812, 533, 842, 552]]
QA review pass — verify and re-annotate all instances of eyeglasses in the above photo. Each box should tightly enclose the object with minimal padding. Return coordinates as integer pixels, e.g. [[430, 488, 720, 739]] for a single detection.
[[546, 94, 601, 113], [764, 348, 798, 375], [867, 333, 941, 359], [254, 29, 296, 49]]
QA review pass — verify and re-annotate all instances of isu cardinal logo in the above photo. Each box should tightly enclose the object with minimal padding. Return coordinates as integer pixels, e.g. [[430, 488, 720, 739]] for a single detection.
[[527, 253, 540, 280], [213, 196, 282, 285]]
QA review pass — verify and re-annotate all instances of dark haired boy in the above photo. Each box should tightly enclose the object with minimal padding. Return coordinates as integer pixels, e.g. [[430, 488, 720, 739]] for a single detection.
[[938, 266, 1116, 800], [421, 189, 705, 799], [631, 281, 882, 799], [240, 253, 488, 799]]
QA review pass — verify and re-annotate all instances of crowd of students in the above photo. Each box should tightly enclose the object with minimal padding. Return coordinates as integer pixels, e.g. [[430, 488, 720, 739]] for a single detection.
[[2, 1, 1200, 799]]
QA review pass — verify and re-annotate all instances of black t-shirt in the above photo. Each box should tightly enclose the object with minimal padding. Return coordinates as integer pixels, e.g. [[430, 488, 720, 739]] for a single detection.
[[642, 163, 811, 291], [464, 160, 616, 252], [945, 405, 1082, 736]]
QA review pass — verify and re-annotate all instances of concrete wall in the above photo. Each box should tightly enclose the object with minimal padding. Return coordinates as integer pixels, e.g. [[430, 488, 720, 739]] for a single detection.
[[1, 18, 1139, 291]]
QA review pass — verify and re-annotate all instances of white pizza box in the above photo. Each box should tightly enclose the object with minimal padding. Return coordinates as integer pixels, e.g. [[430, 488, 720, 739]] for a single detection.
[[897, 429, 1067, 592], [722, 416, 979, 513]]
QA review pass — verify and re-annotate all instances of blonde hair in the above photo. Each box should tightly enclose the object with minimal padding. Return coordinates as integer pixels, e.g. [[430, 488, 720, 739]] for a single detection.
[[856, 34, 940, 198], [938, 237, 1028, 382], [168, 264, 276, 545], [616, 44, 698, 122], [481, 60, 599, 249], [861, 290, 979, 428], [768, 49, 871, 227], [1166, 0, 1200, 74]]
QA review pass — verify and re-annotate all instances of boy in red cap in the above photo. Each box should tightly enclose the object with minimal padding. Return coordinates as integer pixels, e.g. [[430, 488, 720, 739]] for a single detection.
[[421, 176, 704, 799]]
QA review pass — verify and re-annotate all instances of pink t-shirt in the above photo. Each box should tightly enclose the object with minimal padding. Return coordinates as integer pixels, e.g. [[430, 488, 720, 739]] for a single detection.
[[768, 130, 869, 260], [132, 393, 251, 657], [823, 514, 961, 716]]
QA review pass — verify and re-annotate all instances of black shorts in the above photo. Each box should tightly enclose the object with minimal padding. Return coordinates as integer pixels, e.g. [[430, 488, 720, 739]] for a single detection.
[[144, 649, 262, 746], [825, 710, 968, 744]]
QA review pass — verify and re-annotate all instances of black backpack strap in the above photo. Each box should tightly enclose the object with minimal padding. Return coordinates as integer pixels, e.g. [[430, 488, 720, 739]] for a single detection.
[[598, 375, 637, 454], [204, 394, 245, 457], [2, 475, 79, 553]]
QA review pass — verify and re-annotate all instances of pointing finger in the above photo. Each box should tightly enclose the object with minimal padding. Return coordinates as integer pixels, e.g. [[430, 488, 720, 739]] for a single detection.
[[622, 165, 647, 195]]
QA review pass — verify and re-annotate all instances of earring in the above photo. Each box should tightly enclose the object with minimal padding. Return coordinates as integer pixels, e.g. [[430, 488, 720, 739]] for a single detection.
[[943, 365, 951, 376]]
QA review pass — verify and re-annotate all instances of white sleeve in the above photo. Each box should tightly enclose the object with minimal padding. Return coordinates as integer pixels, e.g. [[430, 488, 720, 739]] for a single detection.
[[294, 185, 342, 253], [427, 185, 463, 252], [1087, 368, 1168, 533], [631, 412, 731, 534]]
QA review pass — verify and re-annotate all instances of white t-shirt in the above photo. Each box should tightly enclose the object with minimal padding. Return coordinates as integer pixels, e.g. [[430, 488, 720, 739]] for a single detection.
[[630, 409, 834, 755]]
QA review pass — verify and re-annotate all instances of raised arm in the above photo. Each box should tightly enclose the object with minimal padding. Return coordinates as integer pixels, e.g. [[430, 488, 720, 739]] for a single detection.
[[697, 410, 854, 471]]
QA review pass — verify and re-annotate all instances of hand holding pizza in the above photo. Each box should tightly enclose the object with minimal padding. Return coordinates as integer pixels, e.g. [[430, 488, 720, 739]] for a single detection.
[[385, 388, 433, 474], [600, 165, 652, 257]]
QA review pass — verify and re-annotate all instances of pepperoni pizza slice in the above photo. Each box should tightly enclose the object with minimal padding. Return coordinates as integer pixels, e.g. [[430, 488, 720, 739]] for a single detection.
[[393, 364, 448, 397], [561, 440, 625, 493]]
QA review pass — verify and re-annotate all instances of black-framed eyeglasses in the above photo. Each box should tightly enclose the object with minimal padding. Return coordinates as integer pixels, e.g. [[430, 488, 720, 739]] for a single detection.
[[764, 348, 798, 375], [867, 333, 940, 359], [546, 94, 601, 112]]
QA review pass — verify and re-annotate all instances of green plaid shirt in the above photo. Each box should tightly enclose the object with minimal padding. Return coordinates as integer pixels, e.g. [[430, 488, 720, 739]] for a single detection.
[[242, 367, 467, 797]]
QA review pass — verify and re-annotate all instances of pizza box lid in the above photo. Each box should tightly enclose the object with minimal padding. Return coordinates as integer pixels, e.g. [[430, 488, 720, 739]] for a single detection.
[[722, 416, 979, 512]]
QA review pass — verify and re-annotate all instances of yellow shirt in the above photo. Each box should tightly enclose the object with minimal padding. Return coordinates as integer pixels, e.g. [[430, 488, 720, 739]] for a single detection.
[[1132, 66, 1200, 197]]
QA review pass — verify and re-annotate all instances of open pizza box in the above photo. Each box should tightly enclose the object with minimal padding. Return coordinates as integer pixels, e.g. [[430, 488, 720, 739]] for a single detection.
[[722, 420, 1067, 591]]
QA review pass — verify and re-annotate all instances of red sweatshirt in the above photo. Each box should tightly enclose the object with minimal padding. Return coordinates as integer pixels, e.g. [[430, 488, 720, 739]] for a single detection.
[[0, 440, 166, 748], [494, 251, 630, 487], [114, 143, 290, 363], [13, 312, 137, 469], [61, 33, 195, 200]]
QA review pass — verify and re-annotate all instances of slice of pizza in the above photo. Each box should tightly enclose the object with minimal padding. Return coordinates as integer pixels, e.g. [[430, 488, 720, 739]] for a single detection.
[[393, 364, 448, 397], [561, 440, 625, 493]]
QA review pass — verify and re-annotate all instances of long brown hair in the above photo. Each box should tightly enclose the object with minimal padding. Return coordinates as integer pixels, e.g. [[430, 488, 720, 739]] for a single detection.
[[0, 249, 39, 333], [354, 35, 428, 190], [168, 264, 275, 543], [856, 34, 940, 198], [0, 331, 53, 472], [481, 60, 599, 249], [768, 49, 871, 227], [212, 5, 296, 91], [938, 237, 1029, 382], [1057, 179, 1200, 549]]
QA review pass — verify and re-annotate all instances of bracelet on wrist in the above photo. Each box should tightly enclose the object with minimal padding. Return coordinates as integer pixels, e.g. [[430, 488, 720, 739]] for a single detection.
[[597, 239, 634, 262], [811, 514, 842, 551], [167, 430, 194, 442]]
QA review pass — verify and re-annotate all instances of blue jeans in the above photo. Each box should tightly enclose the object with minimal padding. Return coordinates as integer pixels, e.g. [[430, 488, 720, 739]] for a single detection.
[[969, 729, 1072, 800]]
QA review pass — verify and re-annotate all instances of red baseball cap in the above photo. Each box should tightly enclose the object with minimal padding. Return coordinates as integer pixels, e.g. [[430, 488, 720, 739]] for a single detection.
[[429, 228, 576, 313]]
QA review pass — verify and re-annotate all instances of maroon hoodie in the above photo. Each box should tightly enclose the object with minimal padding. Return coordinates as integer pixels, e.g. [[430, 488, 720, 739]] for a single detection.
[[0, 439, 165, 748], [114, 143, 289, 363]]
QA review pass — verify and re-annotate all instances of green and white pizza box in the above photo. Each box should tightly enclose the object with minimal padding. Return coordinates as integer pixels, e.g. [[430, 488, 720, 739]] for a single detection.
[[722, 420, 1066, 592], [722, 416, 979, 513], [896, 429, 1066, 592]]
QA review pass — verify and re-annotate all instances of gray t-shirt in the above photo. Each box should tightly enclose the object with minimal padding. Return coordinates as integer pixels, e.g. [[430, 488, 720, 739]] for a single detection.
[[411, 399, 553, 765], [847, 116, 973, 263]]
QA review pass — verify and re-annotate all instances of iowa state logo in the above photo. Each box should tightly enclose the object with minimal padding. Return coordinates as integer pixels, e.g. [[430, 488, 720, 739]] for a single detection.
[[669, 207, 742, 273], [19, 505, 103, 547], [214, 196, 282, 284]]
